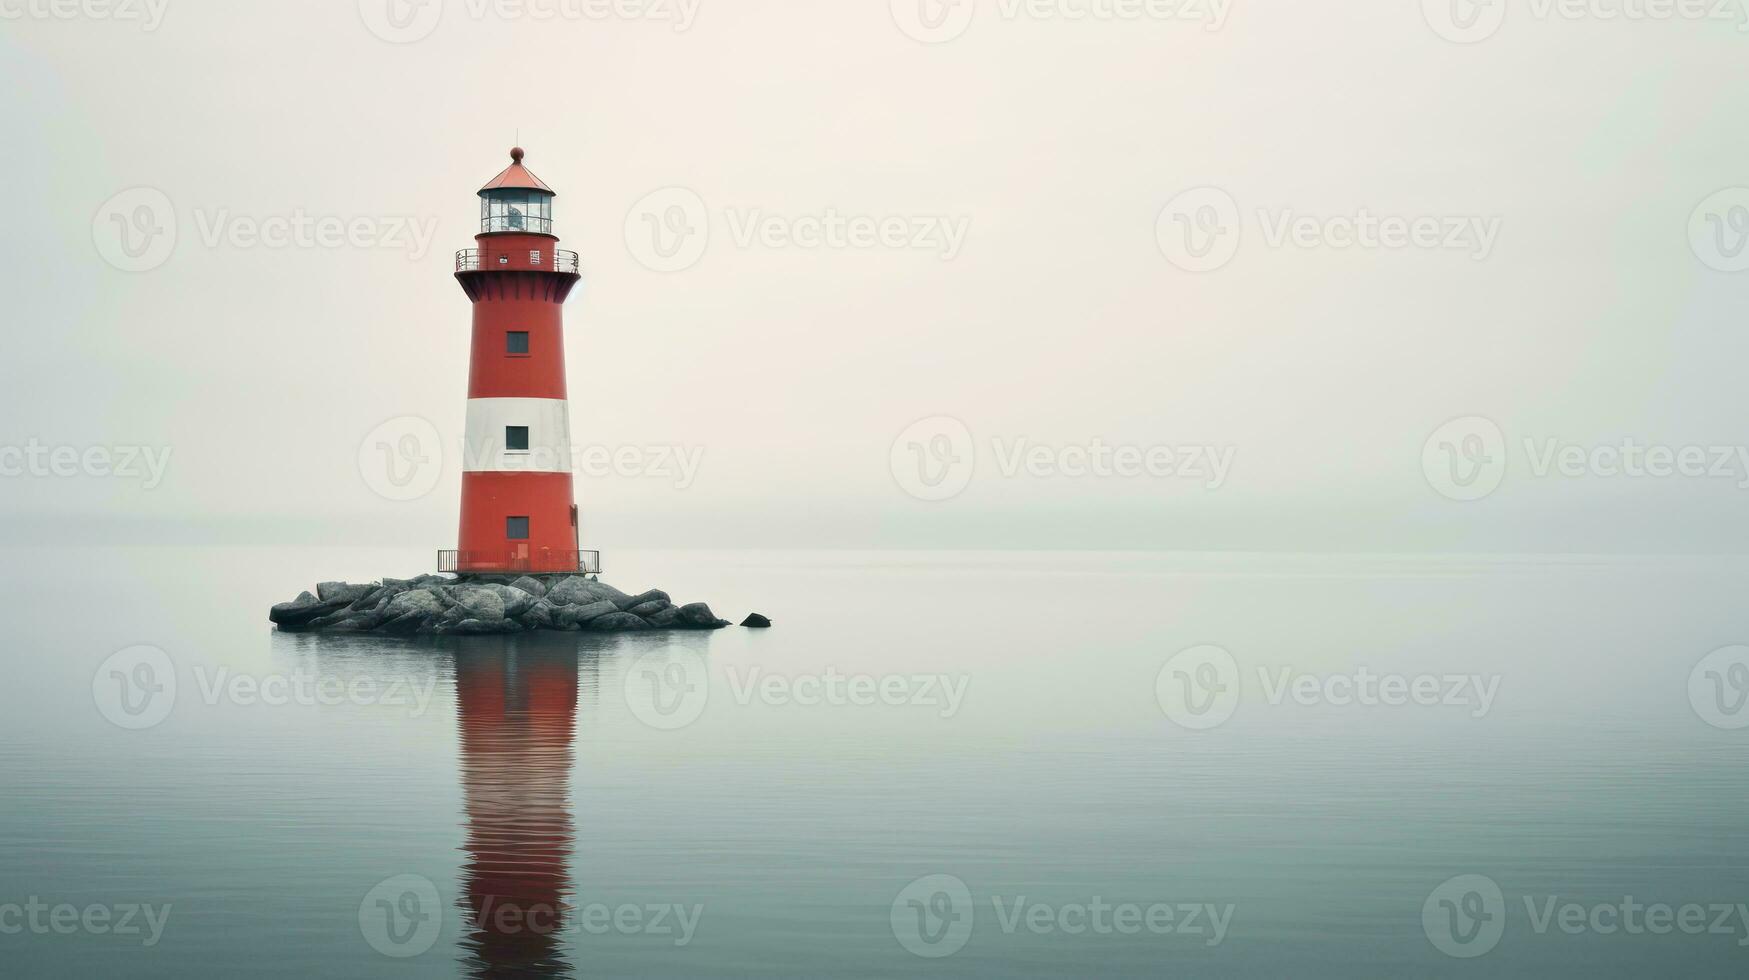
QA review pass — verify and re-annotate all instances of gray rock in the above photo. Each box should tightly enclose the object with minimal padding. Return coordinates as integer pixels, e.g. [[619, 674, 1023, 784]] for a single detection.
[[741, 613, 772, 628], [676, 603, 730, 629], [444, 618, 522, 635], [585, 582, 634, 607], [271, 591, 318, 617], [317, 582, 373, 604], [273, 573, 735, 635], [270, 591, 351, 628], [589, 611, 651, 632], [500, 587, 536, 618], [441, 588, 500, 626], [348, 585, 397, 611], [619, 589, 670, 612], [555, 599, 619, 629], [545, 576, 596, 606], [469, 583, 530, 618], [520, 599, 560, 630], [380, 589, 444, 632]]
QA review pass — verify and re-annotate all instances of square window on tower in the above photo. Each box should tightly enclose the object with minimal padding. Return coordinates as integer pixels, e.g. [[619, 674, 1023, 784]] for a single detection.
[[506, 517, 530, 540], [507, 331, 530, 355], [506, 426, 530, 452]]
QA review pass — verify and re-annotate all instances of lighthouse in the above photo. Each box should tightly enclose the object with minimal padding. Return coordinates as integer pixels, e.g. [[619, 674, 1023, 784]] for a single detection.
[[442, 148, 597, 576]]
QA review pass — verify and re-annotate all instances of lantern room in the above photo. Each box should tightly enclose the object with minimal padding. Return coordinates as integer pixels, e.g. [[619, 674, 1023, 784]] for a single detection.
[[478, 147, 556, 236]]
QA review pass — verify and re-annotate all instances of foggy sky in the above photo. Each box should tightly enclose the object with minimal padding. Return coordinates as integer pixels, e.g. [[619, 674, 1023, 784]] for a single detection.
[[3, 1, 1748, 553]]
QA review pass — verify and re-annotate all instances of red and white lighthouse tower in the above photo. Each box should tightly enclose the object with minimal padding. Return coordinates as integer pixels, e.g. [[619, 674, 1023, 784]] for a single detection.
[[445, 148, 595, 575]]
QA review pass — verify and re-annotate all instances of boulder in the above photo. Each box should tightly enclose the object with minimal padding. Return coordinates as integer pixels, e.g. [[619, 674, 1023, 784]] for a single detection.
[[509, 576, 547, 599], [465, 583, 532, 618], [449, 587, 507, 623], [545, 576, 596, 606], [676, 603, 730, 630], [741, 614, 772, 628], [317, 582, 374, 604], [444, 618, 522, 635], [499, 587, 536, 618], [589, 612, 651, 632], [618, 589, 670, 612], [378, 589, 445, 634], [555, 599, 620, 629], [583, 581, 634, 607], [270, 591, 352, 628], [348, 584, 398, 611], [272, 573, 738, 635], [520, 599, 560, 630]]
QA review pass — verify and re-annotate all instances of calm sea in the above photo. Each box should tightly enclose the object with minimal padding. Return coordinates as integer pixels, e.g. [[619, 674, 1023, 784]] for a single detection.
[[2, 547, 1746, 977]]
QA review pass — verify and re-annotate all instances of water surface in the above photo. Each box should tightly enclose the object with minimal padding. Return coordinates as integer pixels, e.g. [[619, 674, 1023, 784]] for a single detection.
[[2, 548, 1745, 977]]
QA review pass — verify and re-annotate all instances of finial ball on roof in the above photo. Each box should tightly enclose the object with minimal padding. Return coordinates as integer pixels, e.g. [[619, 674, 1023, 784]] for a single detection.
[[510, 147, 525, 163]]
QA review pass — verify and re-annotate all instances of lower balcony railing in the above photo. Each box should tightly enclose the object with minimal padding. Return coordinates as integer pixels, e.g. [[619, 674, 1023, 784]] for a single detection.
[[455, 248, 580, 274], [439, 550, 602, 575]]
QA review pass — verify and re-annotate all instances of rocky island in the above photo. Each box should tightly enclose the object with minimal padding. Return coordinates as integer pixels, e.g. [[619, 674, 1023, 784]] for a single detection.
[[270, 574, 732, 636]]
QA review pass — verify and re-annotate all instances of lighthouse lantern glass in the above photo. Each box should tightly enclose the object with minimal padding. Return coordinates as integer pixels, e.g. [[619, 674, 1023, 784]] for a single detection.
[[480, 189, 554, 235]]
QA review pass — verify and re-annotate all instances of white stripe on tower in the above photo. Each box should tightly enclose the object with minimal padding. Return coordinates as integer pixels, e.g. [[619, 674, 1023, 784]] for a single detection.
[[462, 397, 574, 473]]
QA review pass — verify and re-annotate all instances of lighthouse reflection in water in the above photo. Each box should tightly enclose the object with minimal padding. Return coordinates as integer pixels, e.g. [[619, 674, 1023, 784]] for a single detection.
[[454, 642, 580, 977]]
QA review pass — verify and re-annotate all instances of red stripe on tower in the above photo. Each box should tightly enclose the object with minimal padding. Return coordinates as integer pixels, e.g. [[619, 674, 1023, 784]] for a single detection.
[[450, 148, 588, 574]]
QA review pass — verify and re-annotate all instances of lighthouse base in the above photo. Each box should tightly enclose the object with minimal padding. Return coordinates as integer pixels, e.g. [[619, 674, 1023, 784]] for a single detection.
[[269, 574, 734, 635]]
